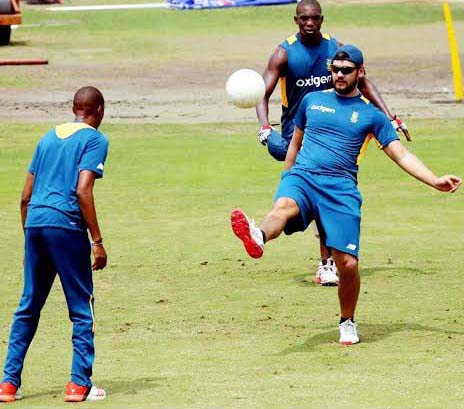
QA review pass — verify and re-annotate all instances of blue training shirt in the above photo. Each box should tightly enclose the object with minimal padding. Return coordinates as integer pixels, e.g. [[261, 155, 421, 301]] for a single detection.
[[26, 122, 109, 232], [293, 89, 399, 180], [279, 33, 339, 135]]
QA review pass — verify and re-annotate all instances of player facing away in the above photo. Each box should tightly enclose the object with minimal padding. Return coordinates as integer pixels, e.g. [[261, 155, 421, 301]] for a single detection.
[[255, 0, 410, 286], [233, 45, 461, 345], [0, 87, 109, 403]]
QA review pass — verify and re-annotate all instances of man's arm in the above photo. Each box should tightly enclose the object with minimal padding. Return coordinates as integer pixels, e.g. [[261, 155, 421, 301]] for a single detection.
[[358, 77, 411, 141], [284, 126, 304, 170], [256, 46, 287, 144], [20, 173, 34, 231], [76, 170, 107, 270], [383, 140, 461, 192]]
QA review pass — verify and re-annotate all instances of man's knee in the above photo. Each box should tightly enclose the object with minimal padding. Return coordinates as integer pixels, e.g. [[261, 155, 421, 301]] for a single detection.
[[333, 252, 358, 276], [267, 130, 289, 161], [272, 197, 300, 219]]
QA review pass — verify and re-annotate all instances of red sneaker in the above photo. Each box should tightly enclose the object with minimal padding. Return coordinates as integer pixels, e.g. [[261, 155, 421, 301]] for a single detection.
[[231, 208, 264, 258], [0, 382, 22, 402], [64, 382, 106, 402]]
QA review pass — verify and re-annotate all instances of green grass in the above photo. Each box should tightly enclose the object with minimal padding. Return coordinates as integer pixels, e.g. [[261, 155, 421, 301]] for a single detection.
[[0, 119, 463, 408]]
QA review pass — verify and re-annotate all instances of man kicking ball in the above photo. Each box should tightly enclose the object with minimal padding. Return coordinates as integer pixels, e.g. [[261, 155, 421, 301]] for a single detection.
[[231, 45, 461, 345]]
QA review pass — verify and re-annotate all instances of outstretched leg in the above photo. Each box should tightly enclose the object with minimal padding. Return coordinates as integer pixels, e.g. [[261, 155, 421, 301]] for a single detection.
[[231, 197, 300, 258]]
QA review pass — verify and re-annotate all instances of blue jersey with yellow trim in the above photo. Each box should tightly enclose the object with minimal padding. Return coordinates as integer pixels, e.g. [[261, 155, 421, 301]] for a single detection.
[[279, 32, 338, 136], [293, 89, 399, 180], [26, 122, 109, 231]]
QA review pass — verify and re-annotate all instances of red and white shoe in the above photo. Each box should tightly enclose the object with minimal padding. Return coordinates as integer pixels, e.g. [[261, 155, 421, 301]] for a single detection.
[[313, 257, 339, 286], [64, 382, 106, 402], [231, 208, 264, 258], [0, 382, 22, 402]]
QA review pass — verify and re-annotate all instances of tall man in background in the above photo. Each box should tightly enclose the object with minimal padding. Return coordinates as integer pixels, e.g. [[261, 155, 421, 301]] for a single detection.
[[256, 0, 410, 285], [234, 45, 460, 345], [0, 86, 109, 403]]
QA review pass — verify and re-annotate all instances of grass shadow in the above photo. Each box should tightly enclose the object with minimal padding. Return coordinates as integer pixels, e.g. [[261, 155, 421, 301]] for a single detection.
[[293, 265, 422, 286], [21, 376, 166, 400], [278, 322, 464, 355], [102, 376, 167, 395], [6, 40, 29, 47]]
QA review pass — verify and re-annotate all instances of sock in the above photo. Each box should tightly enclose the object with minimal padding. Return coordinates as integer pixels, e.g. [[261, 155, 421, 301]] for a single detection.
[[340, 317, 354, 324], [260, 229, 266, 244]]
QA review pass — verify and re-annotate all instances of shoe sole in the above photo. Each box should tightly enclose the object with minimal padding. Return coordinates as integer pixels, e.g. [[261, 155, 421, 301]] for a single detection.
[[313, 277, 338, 286], [0, 395, 16, 403], [339, 339, 360, 345], [231, 209, 263, 259], [321, 281, 338, 287], [64, 395, 86, 402]]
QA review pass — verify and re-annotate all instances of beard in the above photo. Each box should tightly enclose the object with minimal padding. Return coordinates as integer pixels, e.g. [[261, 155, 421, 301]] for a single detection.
[[334, 79, 358, 95]]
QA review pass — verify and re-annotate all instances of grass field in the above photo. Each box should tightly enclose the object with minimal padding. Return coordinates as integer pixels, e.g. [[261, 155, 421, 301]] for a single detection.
[[1, 0, 464, 408], [1, 119, 463, 409]]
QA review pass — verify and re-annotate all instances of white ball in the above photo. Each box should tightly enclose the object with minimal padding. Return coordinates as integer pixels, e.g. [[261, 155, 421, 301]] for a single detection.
[[226, 69, 265, 109]]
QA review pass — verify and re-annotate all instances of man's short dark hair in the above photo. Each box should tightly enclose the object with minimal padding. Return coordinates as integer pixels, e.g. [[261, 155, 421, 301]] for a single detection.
[[296, 0, 322, 14]]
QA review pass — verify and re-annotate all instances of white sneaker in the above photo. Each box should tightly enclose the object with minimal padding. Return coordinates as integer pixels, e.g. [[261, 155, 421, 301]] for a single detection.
[[231, 209, 264, 258], [86, 385, 106, 401], [314, 257, 339, 286], [338, 319, 360, 345]]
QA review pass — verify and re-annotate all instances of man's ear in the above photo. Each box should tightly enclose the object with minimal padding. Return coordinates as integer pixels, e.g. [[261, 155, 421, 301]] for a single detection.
[[358, 65, 365, 78]]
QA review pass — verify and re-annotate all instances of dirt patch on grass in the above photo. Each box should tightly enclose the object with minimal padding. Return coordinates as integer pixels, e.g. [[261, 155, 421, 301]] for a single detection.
[[0, 21, 462, 125]]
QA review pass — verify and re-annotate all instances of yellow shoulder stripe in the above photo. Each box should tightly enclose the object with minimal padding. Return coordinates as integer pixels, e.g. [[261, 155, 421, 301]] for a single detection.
[[55, 122, 93, 139], [286, 34, 297, 46], [323, 88, 335, 93], [322, 32, 331, 40], [360, 95, 370, 105]]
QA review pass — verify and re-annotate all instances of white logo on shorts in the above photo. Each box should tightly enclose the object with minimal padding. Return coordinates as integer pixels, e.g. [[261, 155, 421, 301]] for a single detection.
[[97, 163, 104, 170], [346, 243, 357, 251]]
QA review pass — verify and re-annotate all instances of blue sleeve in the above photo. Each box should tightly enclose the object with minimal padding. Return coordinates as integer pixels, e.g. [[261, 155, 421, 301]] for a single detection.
[[371, 110, 399, 149], [28, 144, 40, 175], [79, 133, 109, 179], [294, 94, 310, 130]]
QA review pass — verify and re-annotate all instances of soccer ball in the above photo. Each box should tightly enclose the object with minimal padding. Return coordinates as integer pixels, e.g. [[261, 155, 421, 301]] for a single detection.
[[225, 69, 265, 109]]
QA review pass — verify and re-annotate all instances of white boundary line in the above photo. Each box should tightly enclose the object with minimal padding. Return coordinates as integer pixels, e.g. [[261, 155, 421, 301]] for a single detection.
[[48, 3, 169, 11]]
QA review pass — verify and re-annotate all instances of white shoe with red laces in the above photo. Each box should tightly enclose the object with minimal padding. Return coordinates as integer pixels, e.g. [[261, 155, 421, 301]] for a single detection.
[[314, 257, 339, 286]]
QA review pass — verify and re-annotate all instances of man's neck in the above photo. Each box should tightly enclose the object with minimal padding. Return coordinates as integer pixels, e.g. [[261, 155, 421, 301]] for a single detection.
[[300, 32, 322, 46], [335, 90, 360, 98]]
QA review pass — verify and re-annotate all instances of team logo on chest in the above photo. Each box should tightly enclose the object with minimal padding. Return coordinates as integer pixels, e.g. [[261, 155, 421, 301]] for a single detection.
[[350, 111, 359, 124], [326, 59, 331, 72]]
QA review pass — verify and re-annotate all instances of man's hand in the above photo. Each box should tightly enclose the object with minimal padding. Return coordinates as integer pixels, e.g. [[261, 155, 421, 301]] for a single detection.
[[432, 175, 462, 193], [258, 125, 273, 145], [391, 115, 411, 142], [92, 245, 107, 270]]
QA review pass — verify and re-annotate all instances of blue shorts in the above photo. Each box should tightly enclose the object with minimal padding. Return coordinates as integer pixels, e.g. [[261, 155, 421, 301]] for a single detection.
[[267, 120, 294, 162], [274, 169, 362, 257]]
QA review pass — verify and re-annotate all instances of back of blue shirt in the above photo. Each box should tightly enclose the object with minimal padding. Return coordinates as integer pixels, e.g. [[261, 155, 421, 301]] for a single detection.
[[293, 89, 399, 180], [26, 122, 109, 231], [279, 33, 338, 130]]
